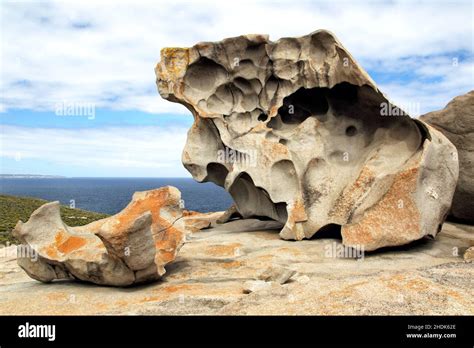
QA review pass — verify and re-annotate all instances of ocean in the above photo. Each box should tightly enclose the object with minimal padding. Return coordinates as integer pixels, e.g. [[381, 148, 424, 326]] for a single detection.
[[0, 178, 233, 214]]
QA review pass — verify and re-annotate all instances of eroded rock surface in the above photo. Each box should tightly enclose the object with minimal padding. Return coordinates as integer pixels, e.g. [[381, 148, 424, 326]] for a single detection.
[[420, 91, 474, 223], [156, 30, 459, 250], [12, 187, 186, 286]]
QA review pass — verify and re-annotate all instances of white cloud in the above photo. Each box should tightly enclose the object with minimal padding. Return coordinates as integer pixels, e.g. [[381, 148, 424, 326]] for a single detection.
[[378, 58, 474, 115], [0, 125, 190, 176], [1, 0, 473, 114]]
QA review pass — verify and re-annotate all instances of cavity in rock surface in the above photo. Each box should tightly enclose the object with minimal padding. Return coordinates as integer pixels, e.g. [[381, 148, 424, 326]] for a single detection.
[[156, 30, 459, 251]]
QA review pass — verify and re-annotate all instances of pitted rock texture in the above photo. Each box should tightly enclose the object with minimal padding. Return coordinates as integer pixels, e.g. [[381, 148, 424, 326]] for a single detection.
[[156, 30, 459, 251], [12, 187, 186, 286], [420, 91, 474, 223]]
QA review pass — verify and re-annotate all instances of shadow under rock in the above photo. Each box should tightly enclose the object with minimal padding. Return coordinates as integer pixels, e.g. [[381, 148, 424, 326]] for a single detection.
[[44, 273, 167, 291], [206, 218, 283, 234], [309, 223, 342, 240], [364, 236, 434, 256], [308, 223, 438, 257]]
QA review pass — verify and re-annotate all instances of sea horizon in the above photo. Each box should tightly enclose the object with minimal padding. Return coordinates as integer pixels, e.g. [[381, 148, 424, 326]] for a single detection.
[[0, 177, 232, 214]]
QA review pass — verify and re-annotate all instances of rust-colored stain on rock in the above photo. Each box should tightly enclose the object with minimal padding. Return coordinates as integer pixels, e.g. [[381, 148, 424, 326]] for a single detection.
[[43, 230, 87, 257], [205, 243, 242, 257], [57, 235, 87, 254], [342, 165, 421, 249]]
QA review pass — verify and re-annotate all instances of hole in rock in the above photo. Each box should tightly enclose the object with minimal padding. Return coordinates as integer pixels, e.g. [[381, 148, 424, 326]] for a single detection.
[[258, 113, 268, 122], [267, 115, 282, 129], [184, 57, 228, 92], [328, 82, 358, 104], [277, 87, 329, 125], [229, 172, 288, 224], [204, 162, 229, 187], [310, 223, 342, 240], [345, 125, 357, 136]]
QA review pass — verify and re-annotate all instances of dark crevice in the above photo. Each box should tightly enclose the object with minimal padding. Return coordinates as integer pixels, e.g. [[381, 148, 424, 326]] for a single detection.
[[277, 87, 329, 125], [328, 82, 358, 104], [267, 83, 360, 130], [413, 118, 431, 141], [310, 223, 342, 240], [345, 125, 357, 136], [364, 236, 432, 255], [258, 113, 268, 122], [204, 163, 229, 187]]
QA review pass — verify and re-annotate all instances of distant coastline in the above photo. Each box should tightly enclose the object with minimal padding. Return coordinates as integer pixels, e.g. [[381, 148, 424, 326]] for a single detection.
[[0, 174, 66, 179], [0, 177, 232, 214]]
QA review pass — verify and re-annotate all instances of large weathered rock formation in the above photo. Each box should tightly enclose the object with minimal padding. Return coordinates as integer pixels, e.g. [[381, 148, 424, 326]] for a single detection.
[[13, 187, 186, 286], [420, 91, 474, 223], [156, 30, 459, 250]]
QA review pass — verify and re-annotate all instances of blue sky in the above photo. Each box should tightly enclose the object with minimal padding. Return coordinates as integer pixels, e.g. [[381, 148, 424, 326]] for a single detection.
[[0, 0, 473, 177]]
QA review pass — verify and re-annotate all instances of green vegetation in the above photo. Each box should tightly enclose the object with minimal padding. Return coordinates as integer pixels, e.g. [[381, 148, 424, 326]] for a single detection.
[[0, 194, 109, 245]]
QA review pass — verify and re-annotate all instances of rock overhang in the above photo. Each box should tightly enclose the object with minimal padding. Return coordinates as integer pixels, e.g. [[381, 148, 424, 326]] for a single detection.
[[157, 29, 459, 251]]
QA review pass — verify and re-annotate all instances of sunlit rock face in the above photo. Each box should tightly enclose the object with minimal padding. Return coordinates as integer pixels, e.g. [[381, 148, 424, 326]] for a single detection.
[[420, 91, 474, 223], [156, 30, 459, 251]]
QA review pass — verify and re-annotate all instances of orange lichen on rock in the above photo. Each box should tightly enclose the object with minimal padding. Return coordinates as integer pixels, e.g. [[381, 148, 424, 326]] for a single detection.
[[219, 260, 243, 269], [43, 245, 59, 259], [290, 198, 308, 223], [43, 230, 87, 258], [157, 47, 189, 81], [162, 284, 195, 294], [13, 187, 187, 286], [342, 164, 421, 250], [155, 225, 184, 265], [205, 243, 242, 257], [116, 189, 177, 232], [330, 166, 376, 220], [56, 235, 87, 254]]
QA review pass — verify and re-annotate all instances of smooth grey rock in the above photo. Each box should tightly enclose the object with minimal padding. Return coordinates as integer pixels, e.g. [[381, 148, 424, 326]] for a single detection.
[[258, 265, 296, 284], [420, 91, 474, 223], [243, 280, 272, 293], [216, 204, 242, 224]]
